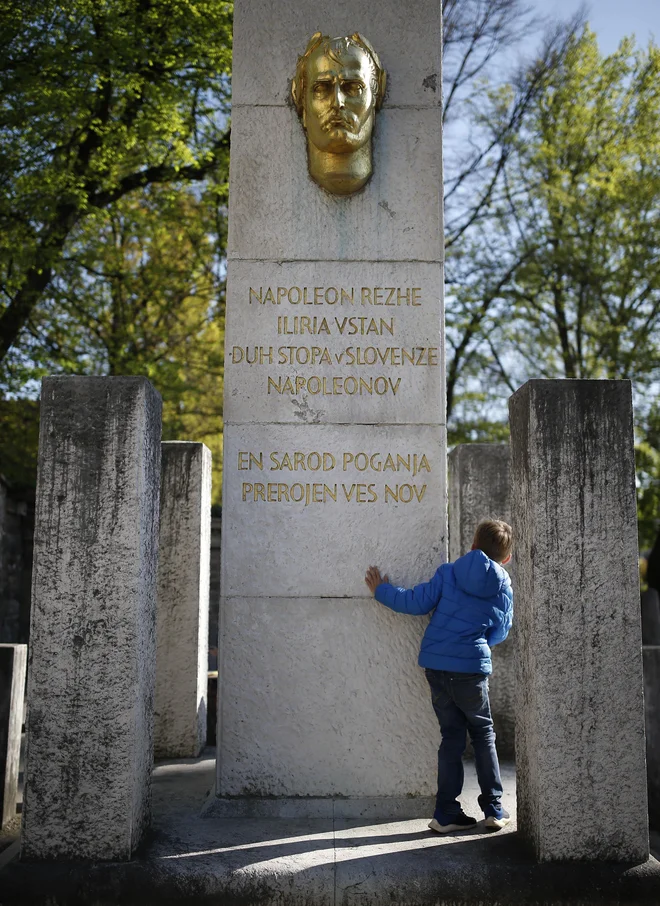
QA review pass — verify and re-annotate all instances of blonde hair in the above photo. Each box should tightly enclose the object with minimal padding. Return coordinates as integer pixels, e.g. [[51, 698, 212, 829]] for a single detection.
[[473, 519, 513, 563]]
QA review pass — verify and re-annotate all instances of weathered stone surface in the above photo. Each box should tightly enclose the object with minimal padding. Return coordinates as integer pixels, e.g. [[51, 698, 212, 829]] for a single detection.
[[0, 478, 34, 645], [224, 261, 444, 427], [227, 106, 443, 263], [5, 754, 660, 906], [222, 424, 446, 598], [217, 597, 438, 798], [447, 444, 514, 757], [155, 443, 212, 759], [448, 445, 511, 562], [216, 0, 445, 809], [232, 0, 442, 109], [21, 376, 162, 862], [509, 379, 648, 862], [642, 588, 660, 646], [208, 517, 221, 670], [202, 794, 435, 820], [0, 644, 26, 828], [645, 646, 660, 830]]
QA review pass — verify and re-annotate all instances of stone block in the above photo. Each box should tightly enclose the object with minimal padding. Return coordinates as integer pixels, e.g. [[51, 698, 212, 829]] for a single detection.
[[0, 644, 27, 828], [21, 376, 161, 861], [221, 423, 446, 598], [447, 444, 514, 757], [642, 588, 660, 646], [509, 379, 648, 862], [232, 0, 442, 109], [448, 444, 511, 561], [217, 596, 438, 798], [227, 106, 443, 263], [223, 260, 445, 426], [644, 646, 660, 830], [214, 0, 445, 809], [154, 442, 212, 759]]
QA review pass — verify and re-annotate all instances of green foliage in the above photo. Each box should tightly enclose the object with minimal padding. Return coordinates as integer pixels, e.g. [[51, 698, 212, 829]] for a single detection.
[[637, 404, 660, 550], [0, 0, 232, 361], [447, 27, 660, 537], [2, 182, 227, 501], [0, 399, 40, 489], [503, 29, 660, 386]]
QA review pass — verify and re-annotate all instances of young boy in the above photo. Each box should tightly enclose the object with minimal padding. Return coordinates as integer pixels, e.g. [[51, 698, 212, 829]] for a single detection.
[[365, 519, 513, 833]]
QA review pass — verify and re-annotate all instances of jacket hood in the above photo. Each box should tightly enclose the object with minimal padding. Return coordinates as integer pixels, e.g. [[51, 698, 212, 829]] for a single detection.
[[452, 549, 508, 599]]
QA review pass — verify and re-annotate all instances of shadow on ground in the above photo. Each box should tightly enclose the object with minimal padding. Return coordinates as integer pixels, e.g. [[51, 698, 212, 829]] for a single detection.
[[1, 749, 659, 906]]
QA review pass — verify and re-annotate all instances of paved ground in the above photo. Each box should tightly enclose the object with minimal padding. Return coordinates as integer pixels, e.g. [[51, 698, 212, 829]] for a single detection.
[[2, 749, 660, 905]]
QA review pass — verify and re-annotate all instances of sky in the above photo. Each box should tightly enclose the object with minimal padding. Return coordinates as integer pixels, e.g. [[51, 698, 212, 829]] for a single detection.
[[538, 0, 659, 54]]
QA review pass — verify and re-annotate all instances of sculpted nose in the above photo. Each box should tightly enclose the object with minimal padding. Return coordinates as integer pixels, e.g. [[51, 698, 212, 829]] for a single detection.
[[332, 81, 345, 108]]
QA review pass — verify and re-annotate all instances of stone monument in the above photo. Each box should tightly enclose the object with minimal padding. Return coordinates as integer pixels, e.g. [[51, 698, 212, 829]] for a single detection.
[[509, 380, 648, 862], [154, 442, 212, 759], [211, 0, 444, 813], [1, 643, 26, 829], [21, 377, 161, 861], [448, 444, 515, 758]]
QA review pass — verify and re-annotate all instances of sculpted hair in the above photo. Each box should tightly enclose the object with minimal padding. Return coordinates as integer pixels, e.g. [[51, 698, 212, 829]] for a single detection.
[[473, 519, 513, 563], [291, 32, 387, 117]]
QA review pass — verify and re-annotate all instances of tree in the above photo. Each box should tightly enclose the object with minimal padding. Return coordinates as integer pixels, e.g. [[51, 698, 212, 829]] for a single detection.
[[442, 1, 587, 432], [0, 0, 232, 365], [637, 403, 660, 551], [445, 27, 660, 440], [2, 182, 227, 501], [500, 30, 660, 388]]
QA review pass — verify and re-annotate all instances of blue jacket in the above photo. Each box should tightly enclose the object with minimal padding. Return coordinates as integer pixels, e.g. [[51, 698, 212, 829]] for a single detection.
[[375, 549, 513, 675]]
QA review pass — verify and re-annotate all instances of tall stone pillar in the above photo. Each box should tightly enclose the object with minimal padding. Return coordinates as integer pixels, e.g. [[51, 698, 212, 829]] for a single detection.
[[22, 377, 161, 861], [214, 0, 444, 812], [642, 588, 660, 829], [0, 643, 27, 828], [509, 380, 648, 862], [154, 442, 212, 759], [448, 444, 514, 757]]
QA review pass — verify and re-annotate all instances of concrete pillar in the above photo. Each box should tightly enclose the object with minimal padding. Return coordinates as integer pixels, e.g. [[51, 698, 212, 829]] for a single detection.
[[0, 644, 27, 828], [154, 442, 211, 759], [642, 588, 660, 829], [212, 0, 444, 813], [21, 376, 161, 862], [509, 379, 648, 862], [448, 444, 514, 757]]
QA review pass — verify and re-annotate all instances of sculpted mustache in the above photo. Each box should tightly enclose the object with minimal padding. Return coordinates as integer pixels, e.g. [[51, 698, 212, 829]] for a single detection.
[[320, 112, 359, 130]]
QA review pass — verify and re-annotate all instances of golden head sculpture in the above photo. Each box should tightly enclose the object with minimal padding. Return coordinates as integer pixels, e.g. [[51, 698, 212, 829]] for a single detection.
[[292, 32, 387, 196]]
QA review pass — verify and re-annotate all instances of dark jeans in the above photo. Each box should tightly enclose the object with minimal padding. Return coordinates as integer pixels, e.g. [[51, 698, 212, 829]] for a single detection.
[[425, 668, 503, 819]]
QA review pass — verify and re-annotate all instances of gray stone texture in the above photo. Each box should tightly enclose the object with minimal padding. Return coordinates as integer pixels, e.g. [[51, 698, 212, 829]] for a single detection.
[[509, 379, 648, 862], [21, 376, 162, 861], [4, 754, 660, 906], [222, 424, 446, 599], [0, 479, 34, 644], [448, 444, 515, 757], [645, 644, 660, 830], [642, 588, 660, 646], [232, 0, 442, 109], [223, 260, 445, 427], [227, 107, 443, 263], [218, 0, 445, 807], [217, 596, 438, 800], [155, 442, 212, 759], [208, 516, 221, 670], [0, 644, 26, 828], [643, 589, 660, 829]]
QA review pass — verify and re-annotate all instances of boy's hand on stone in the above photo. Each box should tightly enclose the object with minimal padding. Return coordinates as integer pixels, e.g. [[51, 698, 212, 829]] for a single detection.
[[365, 566, 388, 595]]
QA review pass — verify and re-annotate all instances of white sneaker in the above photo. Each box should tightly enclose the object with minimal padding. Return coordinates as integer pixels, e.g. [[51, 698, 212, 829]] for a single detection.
[[428, 813, 477, 833]]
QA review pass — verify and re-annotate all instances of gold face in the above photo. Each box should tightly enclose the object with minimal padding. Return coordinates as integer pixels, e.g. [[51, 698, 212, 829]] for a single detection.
[[304, 44, 376, 155], [292, 33, 386, 196]]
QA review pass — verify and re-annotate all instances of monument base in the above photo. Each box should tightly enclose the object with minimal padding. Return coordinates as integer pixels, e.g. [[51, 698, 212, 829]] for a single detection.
[[200, 788, 434, 820]]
